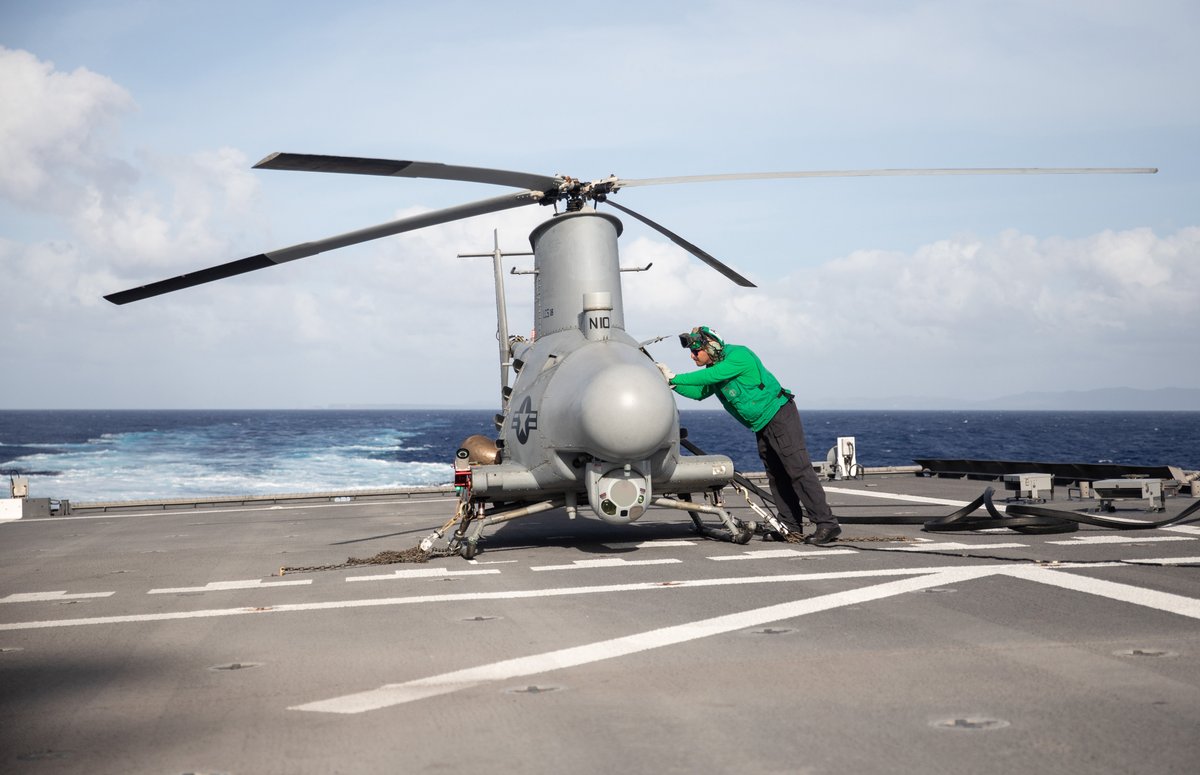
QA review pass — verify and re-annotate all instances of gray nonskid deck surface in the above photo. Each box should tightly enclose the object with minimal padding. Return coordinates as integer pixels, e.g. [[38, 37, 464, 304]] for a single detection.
[[2, 477, 1198, 774]]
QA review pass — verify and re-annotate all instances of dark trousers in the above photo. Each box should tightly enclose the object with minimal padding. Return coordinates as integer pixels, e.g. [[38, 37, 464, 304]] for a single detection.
[[755, 401, 835, 530]]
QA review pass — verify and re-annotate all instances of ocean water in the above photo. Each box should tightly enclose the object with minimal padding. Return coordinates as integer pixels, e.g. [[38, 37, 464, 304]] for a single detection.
[[1, 409, 1197, 503]]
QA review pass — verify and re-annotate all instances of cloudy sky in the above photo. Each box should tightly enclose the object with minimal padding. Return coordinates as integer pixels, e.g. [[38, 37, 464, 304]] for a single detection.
[[2, 0, 1196, 409]]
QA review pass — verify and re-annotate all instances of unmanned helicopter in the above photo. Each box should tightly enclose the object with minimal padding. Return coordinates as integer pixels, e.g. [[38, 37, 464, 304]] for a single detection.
[[105, 153, 1156, 557]]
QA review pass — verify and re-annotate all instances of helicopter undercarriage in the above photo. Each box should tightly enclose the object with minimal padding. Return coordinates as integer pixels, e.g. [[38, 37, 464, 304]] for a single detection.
[[420, 486, 757, 560]]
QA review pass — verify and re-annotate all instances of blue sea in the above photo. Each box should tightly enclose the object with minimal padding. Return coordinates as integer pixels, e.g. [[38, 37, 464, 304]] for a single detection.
[[1, 409, 1197, 503]]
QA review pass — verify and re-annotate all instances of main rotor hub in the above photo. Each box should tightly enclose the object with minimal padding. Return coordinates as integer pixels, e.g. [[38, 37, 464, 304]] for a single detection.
[[550, 175, 620, 213]]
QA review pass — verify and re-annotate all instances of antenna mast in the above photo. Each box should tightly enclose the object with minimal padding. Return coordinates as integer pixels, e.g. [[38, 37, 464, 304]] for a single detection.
[[459, 230, 532, 408]]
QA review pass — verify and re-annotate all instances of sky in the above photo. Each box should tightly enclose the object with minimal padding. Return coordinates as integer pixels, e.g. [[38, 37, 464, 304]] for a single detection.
[[1, 0, 1197, 410]]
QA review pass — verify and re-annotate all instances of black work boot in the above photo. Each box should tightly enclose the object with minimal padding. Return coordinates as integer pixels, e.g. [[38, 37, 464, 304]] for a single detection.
[[763, 529, 804, 542], [804, 525, 841, 545]]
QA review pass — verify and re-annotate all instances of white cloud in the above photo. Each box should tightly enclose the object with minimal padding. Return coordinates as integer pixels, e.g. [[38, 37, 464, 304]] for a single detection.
[[0, 46, 136, 212], [0, 48, 269, 279], [626, 225, 1200, 402]]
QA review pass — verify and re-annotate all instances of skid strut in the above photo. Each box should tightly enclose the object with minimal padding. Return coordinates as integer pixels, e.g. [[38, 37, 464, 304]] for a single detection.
[[422, 496, 565, 559], [654, 493, 756, 544]]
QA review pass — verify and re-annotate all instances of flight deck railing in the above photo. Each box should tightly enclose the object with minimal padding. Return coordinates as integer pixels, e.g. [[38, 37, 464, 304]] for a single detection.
[[65, 486, 459, 515]]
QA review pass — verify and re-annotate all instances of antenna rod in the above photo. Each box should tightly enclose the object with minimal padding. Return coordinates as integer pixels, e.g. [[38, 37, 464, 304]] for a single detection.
[[490, 230, 511, 403], [459, 231, 532, 408]]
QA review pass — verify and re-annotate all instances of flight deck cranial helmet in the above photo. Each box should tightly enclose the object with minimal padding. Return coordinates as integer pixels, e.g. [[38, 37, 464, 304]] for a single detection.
[[678, 326, 725, 361]]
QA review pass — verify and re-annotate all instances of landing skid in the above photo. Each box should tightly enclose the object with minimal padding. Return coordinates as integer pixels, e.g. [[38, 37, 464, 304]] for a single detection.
[[435, 498, 564, 559], [656, 493, 756, 545], [421, 491, 756, 559]]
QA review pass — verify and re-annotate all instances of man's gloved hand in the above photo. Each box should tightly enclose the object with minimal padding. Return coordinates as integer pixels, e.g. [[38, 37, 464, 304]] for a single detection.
[[655, 362, 675, 382]]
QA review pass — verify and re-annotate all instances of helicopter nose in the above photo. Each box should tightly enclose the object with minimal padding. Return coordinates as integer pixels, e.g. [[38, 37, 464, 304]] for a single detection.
[[578, 362, 676, 461]]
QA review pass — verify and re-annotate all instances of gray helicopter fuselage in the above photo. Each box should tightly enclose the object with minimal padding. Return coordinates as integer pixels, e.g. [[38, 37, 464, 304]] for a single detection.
[[468, 210, 734, 522]]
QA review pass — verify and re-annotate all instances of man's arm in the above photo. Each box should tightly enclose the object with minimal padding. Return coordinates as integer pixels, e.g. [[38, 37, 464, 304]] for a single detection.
[[670, 354, 747, 388], [671, 381, 714, 401]]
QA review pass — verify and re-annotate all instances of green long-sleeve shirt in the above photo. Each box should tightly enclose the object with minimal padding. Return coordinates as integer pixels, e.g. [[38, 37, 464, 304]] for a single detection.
[[669, 343, 790, 431]]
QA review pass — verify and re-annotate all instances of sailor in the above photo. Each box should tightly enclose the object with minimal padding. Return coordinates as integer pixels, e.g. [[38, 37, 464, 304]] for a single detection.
[[656, 326, 840, 545]]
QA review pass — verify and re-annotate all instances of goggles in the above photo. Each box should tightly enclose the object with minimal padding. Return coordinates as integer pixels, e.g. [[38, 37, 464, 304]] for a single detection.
[[679, 331, 706, 351]]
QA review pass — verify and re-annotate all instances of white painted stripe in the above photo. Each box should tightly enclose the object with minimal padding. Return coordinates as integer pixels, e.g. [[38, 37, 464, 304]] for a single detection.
[[346, 568, 501, 582], [149, 579, 312, 594], [0, 565, 1007, 632], [855, 501, 1192, 535], [709, 548, 856, 561], [824, 486, 987, 509], [1, 590, 115, 603], [1122, 557, 1200, 566], [712, 549, 805, 560], [602, 540, 696, 549], [530, 558, 681, 572], [1071, 513, 1164, 526], [291, 565, 996, 714], [1046, 536, 1196, 546], [882, 542, 1028, 551], [999, 566, 1200, 619]]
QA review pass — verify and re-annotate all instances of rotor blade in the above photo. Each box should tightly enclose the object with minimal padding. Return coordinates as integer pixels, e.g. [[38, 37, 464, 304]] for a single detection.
[[255, 152, 562, 193], [104, 190, 540, 305], [602, 199, 756, 288], [614, 167, 1158, 189]]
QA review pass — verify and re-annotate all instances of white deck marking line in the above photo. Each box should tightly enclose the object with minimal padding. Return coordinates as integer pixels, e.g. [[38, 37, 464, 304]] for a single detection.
[[602, 540, 697, 549], [883, 542, 1029, 551], [291, 565, 996, 714], [709, 548, 856, 561], [998, 566, 1200, 619], [149, 579, 312, 594], [1046, 536, 1196, 545], [823, 486, 986, 508], [829, 486, 1197, 531], [1, 591, 115, 603], [0, 564, 1030, 632], [346, 568, 501, 582], [530, 558, 681, 572], [1070, 512, 1168, 526], [1123, 557, 1200, 565], [712, 549, 804, 560]]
